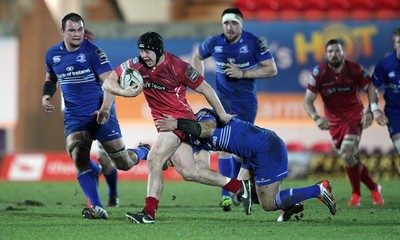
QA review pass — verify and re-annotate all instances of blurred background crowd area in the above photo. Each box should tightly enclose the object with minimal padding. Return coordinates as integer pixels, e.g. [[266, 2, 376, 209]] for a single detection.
[[0, 0, 400, 179], [1, 0, 399, 37]]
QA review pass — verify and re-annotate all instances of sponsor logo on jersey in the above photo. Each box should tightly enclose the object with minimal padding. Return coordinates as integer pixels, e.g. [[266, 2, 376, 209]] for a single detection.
[[312, 66, 319, 76], [53, 55, 61, 63], [227, 58, 235, 63], [214, 46, 223, 53], [389, 71, 395, 78], [132, 57, 140, 64], [95, 49, 108, 62], [66, 66, 74, 71], [257, 38, 269, 55], [143, 82, 167, 91], [186, 66, 200, 82], [326, 86, 352, 94], [308, 75, 316, 87]]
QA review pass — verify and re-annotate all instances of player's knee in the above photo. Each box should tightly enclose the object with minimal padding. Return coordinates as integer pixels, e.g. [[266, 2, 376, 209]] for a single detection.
[[67, 140, 91, 171], [108, 148, 132, 171], [260, 199, 277, 211], [340, 144, 357, 164], [180, 171, 196, 182]]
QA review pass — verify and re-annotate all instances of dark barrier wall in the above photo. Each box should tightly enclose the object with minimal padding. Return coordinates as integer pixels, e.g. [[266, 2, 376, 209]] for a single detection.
[[96, 21, 400, 93]]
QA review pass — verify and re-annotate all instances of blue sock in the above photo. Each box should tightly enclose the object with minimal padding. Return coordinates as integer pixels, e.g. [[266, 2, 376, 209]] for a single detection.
[[77, 170, 103, 207], [231, 156, 241, 178], [218, 156, 233, 197], [275, 185, 320, 210], [130, 147, 149, 164], [89, 159, 101, 179], [104, 167, 118, 198]]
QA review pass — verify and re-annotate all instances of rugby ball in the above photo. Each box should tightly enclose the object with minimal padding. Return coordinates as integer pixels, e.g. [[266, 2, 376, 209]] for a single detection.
[[119, 68, 143, 89]]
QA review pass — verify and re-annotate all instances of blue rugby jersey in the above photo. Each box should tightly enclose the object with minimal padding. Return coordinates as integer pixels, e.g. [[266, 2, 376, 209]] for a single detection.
[[198, 31, 273, 99], [45, 39, 113, 116], [372, 51, 400, 110], [191, 108, 275, 159]]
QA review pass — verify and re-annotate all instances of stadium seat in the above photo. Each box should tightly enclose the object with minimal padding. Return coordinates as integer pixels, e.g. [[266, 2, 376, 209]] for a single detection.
[[325, 0, 351, 21], [253, 9, 278, 21], [278, 0, 304, 21], [251, 0, 279, 21], [234, 0, 257, 12], [375, 0, 400, 20], [310, 141, 334, 154], [286, 141, 307, 152], [349, 0, 375, 21], [302, 0, 327, 21]]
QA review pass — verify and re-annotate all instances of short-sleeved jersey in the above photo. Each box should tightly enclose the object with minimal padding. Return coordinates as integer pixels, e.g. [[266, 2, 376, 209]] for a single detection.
[[198, 31, 273, 99], [372, 52, 400, 110], [307, 60, 370, 122], [45, 39, 113, 116], [115, 52, 203, 122]]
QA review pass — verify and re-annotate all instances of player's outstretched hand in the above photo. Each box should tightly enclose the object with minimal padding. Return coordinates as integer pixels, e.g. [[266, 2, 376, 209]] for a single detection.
[[122, 84, 143, 97], [361, 112, 373, 129], [316, 117, 330, 130], [372, 109, 388, 126], [155, 114, 177, 131], [42, 95, 55, 112], [92, 109, 110, 125]]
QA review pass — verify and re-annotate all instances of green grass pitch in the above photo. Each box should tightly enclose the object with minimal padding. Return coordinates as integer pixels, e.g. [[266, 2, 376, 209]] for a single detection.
[[1, 178, 400, 240]]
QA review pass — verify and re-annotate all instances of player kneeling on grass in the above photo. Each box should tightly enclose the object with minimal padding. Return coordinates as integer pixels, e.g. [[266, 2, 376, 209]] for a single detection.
[[156, 108, 337, 221]]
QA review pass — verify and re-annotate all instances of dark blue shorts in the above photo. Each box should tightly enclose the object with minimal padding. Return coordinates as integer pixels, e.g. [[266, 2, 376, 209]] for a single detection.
[[241, 132, 289, 186], [386, 107, 400, 137], [64, 107, 122, 143]]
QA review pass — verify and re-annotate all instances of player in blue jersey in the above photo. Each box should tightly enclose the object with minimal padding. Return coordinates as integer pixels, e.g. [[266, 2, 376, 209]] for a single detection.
[[41, 13, 150, 219], [156, 108, 337, 221], [192, 8, 278, 211], [368, 28, 400, 173]]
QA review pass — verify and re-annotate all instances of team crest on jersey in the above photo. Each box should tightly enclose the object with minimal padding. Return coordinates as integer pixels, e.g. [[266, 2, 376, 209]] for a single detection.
[[76, 53, 87, 63], [389, 71, 395, 78], [239, 45, 249, 54], [186, 66, 200, 82], [95, 49, 108, 62], [214, 46, 223, 53], [53, 55, 61, 63]]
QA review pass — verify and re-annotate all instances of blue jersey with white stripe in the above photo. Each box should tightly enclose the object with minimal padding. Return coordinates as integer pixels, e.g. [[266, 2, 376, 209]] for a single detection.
[[45, 39, 113, 116], [198, 31, 273, 99], [372, 51, 400, 110]]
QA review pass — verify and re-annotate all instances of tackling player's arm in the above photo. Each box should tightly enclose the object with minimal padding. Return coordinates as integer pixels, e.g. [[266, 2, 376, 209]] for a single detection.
[[193, 81, 232, 124], [41, 73, 58, 112], [156, 114, 216, 138]]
